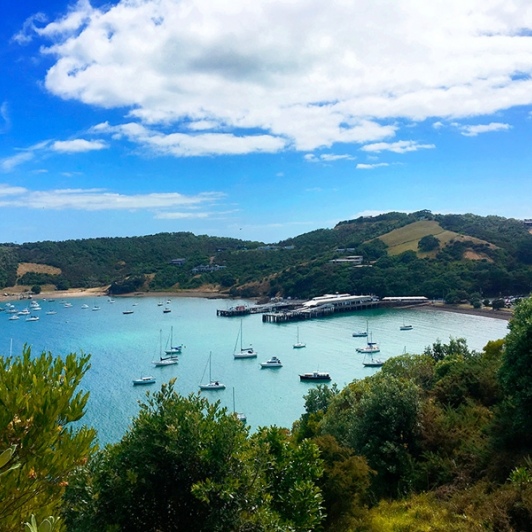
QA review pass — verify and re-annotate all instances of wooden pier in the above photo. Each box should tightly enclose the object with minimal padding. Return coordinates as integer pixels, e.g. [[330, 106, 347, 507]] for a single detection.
[[262, 299, 380, 323]]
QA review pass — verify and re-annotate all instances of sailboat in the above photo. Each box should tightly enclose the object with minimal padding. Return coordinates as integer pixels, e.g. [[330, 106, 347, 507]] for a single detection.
[[233, 388, 246, 423], [153, 329, 178, 367], [164, 326, 182, 355], [293, 327, 306, 349], [233, 320, 257, 359], [199, 352, 225, 390], [352, 320, 369, 337], [362, 352, 385, 368], [400, 319, 413, 331], [356, 333, 380, 353]]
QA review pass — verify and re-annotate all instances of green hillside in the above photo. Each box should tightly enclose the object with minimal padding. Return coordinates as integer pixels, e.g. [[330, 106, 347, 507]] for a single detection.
[[1, 210, 532, 302], [377, 219, 495, 257]]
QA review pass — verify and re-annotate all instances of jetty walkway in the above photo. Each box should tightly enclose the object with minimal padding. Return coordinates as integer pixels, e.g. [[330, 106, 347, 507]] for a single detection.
[[217, 294, 429, 323]]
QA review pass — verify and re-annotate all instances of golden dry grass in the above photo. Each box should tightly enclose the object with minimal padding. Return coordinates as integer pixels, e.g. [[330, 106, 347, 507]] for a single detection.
[[16, 262, 62, 276], [378, 221, 495, 257]]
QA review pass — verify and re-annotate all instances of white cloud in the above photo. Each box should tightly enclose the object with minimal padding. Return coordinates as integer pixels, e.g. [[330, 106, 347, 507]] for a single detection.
[[20, 0, 532, 155], [95, 121, 285, 156], [1, 152, 36, 172], [0, 185, 225, 212], [361, 140, 435, 154], [305, 153, 355, 163], [356, 163, 390, 170], [460, 122, 511, 136], [52, 139, 108, 153], [0, 184, 28, 197]]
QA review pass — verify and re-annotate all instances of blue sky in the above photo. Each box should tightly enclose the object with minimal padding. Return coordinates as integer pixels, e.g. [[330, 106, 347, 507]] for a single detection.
[[2, 0, 532, 245]]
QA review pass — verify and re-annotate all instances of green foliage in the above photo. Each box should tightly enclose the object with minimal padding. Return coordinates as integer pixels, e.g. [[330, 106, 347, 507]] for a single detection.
[[0, 347, 96, 532], [418, 234, 440, 252], [321, 376, 421, 498], [313, 435, 373, 531], [0, 245, 18, 288], [25, 515, 61, 532], [423, 337, 471, 362], [108, 275, 146, 294], [3, 212, 532, 298], [63, 382, 324, 531], [497, 297, 532, 450]]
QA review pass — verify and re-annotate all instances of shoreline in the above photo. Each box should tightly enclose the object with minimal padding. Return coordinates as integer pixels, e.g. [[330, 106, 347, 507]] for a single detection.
[[416, 302, 512, 321], [1, 287, 231, 303], [1, 289, 513, 321]]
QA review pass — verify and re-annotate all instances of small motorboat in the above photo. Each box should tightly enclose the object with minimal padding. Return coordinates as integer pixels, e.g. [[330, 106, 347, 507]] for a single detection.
[[260, 356, 283, 368], [299, 371, 331, 381], [132, 376, 156, 386]]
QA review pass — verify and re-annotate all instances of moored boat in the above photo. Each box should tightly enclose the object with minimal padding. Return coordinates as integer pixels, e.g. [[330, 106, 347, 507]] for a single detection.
[[132, 376, 156, 385], [299, 371, 331, 381], [199, 352, 225, 390], [260, 356, 283, 368]]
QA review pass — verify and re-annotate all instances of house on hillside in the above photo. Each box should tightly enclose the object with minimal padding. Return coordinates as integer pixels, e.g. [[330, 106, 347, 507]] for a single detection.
[[330, 255, 363, 265]]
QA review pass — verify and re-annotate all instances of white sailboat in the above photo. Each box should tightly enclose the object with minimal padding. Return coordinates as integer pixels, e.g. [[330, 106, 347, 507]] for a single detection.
[[153, 329, 178, 367], [400, 319, 413, 330], [353, 320, 369, 337], [200, 352, 225, 390], [362, 352, 385, 367], [164, 326, 182, 355], [356, 333, 380, 353], [293, 327, 306, 349], [233, 320, 257, 359]]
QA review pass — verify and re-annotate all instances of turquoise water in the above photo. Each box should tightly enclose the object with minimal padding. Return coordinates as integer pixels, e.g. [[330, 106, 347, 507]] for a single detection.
[[1, 297, 509, 445]]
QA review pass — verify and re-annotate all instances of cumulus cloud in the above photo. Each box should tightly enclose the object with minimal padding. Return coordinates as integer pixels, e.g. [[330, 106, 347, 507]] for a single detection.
[[460, 122, 511, 136], [0, 185, 225, 212], [51, 139, 108, 153], [361, 140, 435, 154], [18, 0, 532, 156]]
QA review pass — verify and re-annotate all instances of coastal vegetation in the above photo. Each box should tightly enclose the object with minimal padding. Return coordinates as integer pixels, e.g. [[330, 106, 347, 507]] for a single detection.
[[1, 210, 532, 302], [1, 299, 532, 530]]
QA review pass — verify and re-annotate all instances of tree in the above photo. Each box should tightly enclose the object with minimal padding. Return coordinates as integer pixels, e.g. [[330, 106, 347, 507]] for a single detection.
[[0, 347, 96, 531], [322, 376, 421, 498], [63, 383, 325, 531], [497, 298, 532, 449], [418, 234, 440, 252], [31, 285, 41, 295]]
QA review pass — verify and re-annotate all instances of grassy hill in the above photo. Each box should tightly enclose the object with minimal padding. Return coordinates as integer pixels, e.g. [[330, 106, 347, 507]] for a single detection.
[[1, 210, 532, 301], [377, 220, 495, 258]]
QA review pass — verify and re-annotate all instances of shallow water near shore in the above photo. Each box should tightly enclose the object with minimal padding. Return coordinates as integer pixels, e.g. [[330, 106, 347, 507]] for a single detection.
[[1, 296, 509, 445]]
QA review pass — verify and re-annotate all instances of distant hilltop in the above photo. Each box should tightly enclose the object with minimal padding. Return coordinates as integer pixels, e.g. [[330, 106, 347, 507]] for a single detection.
[[1, 210, 532, 303]]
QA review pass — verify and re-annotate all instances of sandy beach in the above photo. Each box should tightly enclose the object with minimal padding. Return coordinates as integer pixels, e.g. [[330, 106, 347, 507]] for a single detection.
[[1, 286, 230, 303], [416, 302, 513, 321]]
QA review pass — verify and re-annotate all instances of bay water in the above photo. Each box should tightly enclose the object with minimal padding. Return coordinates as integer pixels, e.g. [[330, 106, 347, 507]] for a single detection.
[[1, 296, 509, 445]]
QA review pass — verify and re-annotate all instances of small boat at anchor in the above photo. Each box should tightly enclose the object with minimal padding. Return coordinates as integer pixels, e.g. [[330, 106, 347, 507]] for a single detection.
[[356, 333, 380, 353], [153, 330, 178, 367], [352, 320, 369, 338], [293, 327, 306, 349], [233, 320, 257, 359], [132, 376, 156, 386], [299, 371, 331, 382], [260, 356, 283, 368], [199, 352, 225, 390], [362, 353, 385, 368]]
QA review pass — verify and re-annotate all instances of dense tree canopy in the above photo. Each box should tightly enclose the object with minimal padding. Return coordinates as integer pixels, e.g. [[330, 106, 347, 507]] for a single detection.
[[0, 347, 96, 531], [63, 382, 324, 531]]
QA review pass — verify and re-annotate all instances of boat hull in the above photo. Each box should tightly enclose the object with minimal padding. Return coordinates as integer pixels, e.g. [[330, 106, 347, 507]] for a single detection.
[[299, 372, 331, 381]]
